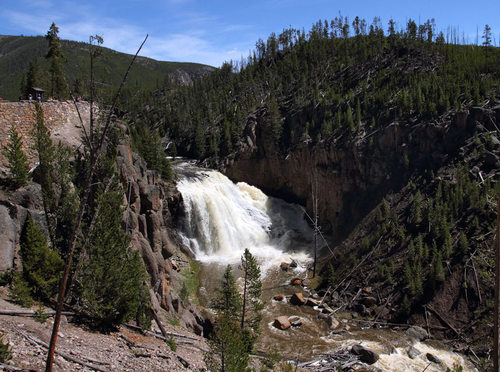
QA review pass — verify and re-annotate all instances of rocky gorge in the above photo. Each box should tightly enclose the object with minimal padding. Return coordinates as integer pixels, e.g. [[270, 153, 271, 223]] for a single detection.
[[0, 101, 206, 336]]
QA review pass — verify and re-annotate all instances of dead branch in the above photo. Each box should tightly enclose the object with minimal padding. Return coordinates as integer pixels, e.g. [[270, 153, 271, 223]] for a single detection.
[[0, 362, 36, 372], [426, 306, 461, 338], [45, 34, 149, 372], [332, 236, 382, 295], [17, 329, 110, 372], [124, 323, 197, 341], [0, 310, 74, 317]]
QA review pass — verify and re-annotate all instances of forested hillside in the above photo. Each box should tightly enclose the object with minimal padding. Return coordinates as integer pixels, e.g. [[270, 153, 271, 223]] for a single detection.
[[123, 17, 499, 159], [122, 16, 500, 361], [0, 35, 214, 101]]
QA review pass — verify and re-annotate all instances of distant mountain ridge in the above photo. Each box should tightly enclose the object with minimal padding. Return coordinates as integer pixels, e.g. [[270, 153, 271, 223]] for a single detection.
[[0, 35, 215, 100]]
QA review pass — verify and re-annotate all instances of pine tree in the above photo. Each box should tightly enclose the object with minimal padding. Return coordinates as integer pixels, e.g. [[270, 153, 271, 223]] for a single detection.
[[25, 58, 45, 97], [2, 125, 30, 188], [214, 265, 242, 320], [45, 22, 67, 99], [205, 313, 249, 372], [268, 96, 282, 142], [239, 249, 263, 352], [208, 265, 249, 372], [78, 185, 149, 330], [20, 214, 64, 301]]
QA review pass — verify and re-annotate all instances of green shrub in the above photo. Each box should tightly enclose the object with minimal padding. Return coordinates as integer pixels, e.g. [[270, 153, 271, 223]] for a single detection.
[[9, 271, 33, 308], [20, 214, 64, 301], [0, 332, 12, 363], [167, 334, 177, 352]]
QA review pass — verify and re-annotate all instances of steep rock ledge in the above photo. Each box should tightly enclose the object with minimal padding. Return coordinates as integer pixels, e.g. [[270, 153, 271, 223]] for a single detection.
[[222, 106, 498, 241], [0, 102, 203, 334]]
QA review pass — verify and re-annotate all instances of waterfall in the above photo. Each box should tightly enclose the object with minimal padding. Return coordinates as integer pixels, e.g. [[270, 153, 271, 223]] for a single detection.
[[176, 162, 312, 270]]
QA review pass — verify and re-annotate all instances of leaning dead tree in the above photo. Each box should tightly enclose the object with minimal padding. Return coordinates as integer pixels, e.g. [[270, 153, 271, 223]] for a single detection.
[[44, 34, 148, 372], [494, 188, 500, 372]]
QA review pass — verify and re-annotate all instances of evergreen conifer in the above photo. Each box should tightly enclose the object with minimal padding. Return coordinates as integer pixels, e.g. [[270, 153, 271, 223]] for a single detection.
[[45, 22, 67, 99], [2, 125, 30, 188], [20, 214, 64, 301], [239, 249, 263, 352], [79, 185, 149, 330]]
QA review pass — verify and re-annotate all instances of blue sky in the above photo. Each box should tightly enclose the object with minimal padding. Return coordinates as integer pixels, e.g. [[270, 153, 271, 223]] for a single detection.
[[1, 0, 499, 67]]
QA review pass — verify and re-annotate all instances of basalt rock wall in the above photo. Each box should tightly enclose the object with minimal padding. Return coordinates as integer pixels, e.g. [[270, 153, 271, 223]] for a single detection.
[[222, 107, 498, 241]]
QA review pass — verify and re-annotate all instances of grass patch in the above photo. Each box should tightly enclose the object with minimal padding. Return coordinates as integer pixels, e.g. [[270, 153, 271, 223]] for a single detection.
[[180, 260, 200, 305], [168, 317, 180, 326]]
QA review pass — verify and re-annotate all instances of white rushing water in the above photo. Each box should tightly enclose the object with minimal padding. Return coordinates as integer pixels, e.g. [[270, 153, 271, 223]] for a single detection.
[[176, 163, 313, 272], [175, 162, 477, 372]]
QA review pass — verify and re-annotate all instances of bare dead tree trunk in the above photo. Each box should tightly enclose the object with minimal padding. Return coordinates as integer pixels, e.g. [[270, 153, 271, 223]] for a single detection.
[[44, 35, 148, 372], [312, 172, 319, 278], [494, 189, 500, 372]]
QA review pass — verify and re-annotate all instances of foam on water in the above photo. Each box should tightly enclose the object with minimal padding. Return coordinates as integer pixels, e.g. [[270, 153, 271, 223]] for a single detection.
[[176, 166, 313, 272]]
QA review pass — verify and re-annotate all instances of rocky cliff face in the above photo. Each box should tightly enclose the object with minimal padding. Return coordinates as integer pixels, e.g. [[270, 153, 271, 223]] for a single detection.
[[0, 102, 204, 334], [222, 106, 499, 241]]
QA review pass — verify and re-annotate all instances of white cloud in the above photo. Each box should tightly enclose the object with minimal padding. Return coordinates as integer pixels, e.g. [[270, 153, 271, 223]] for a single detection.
[[1, 4, 249, 67]]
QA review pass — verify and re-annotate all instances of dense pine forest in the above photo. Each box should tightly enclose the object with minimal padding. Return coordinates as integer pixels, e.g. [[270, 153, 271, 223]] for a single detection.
[[122, 17, 499, 159]]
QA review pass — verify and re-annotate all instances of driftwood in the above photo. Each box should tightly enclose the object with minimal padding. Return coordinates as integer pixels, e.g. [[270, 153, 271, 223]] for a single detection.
[[17, 329, 110, 372], [298, 349, 360, 371]]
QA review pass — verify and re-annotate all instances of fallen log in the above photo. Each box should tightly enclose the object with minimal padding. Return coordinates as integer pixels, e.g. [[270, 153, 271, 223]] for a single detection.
[[426, 306, 461, 338], [0, 362, 36, 372], [124, 323, 198, 341], [0, 309, 74, 317], [17, 329, 110, 372]]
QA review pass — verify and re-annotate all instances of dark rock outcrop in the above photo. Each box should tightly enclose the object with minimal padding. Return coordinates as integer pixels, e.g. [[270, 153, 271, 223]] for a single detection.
[[351, 344, 380, 364], [222, 107, 474, 241]]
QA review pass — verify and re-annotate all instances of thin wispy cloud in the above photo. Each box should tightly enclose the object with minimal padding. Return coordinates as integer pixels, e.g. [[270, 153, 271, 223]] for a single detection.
[[1, 0, 499, 66]]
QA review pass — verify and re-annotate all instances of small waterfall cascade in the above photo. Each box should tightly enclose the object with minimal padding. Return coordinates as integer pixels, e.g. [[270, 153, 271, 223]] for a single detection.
[[174, 162, 477, 372], [176, 162, 313, 270]]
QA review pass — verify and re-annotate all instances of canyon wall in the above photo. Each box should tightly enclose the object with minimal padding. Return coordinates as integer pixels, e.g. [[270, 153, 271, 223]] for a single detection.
[[222, 106, 499, 241], [0, 102, 202, 332]]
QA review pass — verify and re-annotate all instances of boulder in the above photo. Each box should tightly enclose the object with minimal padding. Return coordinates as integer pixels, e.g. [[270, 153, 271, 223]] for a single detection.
[[351, 344, 380, 364], [280, 262, 290, 271], [327, 316, 340, 330], [317, 313, 329, 320], [405, 326, 428, 341], [407, 346, 421, 359], [426, 353, 442, 364], [273, 316, 291, 330], [290, 259, 298, 268], [181, 309, 203, 336], [0, 204, 17, 271], [290, 292, 306, 306]]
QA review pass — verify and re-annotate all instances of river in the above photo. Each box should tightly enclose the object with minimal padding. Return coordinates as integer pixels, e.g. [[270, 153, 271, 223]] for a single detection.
[[175, 161, 477, 372]]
